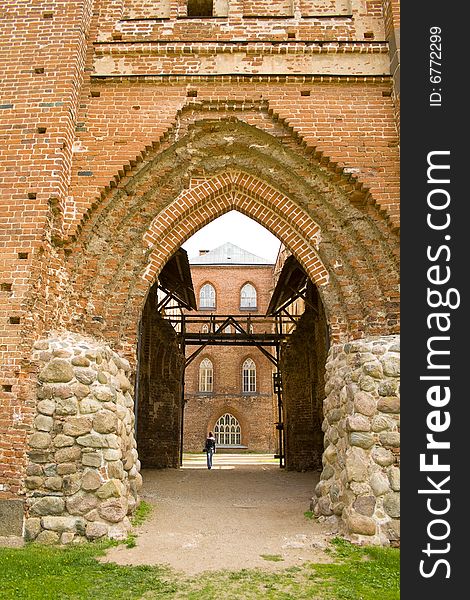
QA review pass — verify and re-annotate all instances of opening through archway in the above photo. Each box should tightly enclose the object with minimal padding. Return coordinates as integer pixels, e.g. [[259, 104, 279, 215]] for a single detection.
[[134, 210, 330, 473]]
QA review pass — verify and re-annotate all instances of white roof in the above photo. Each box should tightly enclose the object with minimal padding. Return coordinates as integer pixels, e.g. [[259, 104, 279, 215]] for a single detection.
[[189, 242, 274, 265]]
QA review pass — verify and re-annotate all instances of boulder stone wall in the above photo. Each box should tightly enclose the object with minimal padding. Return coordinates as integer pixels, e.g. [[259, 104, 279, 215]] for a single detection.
[[311, 335, 400, 545], [25, 332, 141, 544]]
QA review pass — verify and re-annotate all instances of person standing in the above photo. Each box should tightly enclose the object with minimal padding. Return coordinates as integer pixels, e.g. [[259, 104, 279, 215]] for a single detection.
[[205, 431, 216, 469]]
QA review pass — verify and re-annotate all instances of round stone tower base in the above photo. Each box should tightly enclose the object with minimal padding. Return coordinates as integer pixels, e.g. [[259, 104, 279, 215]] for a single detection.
[[311, 335, 400, 546], [25, 332, 141, 544]]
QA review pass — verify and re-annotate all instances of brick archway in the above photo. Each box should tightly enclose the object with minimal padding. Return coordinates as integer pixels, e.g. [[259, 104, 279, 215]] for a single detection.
[[142, 171, 328, 287], [63, 118, 399, 348]]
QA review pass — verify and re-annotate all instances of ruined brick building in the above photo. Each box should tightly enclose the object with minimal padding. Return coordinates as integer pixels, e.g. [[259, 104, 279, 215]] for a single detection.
[[183, 242, 278, 454], [0, 0, 400, 545]]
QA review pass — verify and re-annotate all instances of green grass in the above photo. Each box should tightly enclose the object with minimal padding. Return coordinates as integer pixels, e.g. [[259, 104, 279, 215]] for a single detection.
[[131, 501, 153, 527], [260, 554, 284, 562], [0, 537, 399, 600], [303, 510, 314, 520]]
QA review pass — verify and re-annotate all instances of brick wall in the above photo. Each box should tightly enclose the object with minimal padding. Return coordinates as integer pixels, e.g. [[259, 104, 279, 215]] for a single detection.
[[280, 289, 329, 470], [136, 286, 185, 468], [183, 264, 277, 452], [0, 0, 400, 539]]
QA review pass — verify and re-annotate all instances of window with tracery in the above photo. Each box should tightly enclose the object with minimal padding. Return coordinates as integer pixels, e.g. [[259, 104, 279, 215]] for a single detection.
[[240, 283, 257, 309], [199, 283, 216, 309], [215, 413, 241, 445], [242, 358, 256, 392], [199, 358, 213, 392]]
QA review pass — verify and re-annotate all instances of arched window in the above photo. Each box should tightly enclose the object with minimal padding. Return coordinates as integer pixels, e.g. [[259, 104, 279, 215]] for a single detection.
[[199, 283, 216, 309], [201, 324, 209, 334], [240, 283, 257, 309], [242, 358, 256, 393], [215, 413, 241, 446], [199, 358, 213, 392]]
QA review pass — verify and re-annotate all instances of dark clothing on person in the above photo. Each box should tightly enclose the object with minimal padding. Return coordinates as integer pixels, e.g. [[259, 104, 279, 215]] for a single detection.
[[205, 435, 216, 469]]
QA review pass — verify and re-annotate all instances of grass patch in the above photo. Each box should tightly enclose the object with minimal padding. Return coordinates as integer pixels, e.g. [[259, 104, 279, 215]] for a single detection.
[[0, 541, 175, 600], [303, 510, 314, 520], [131, 500, 153, 527], [0, 536, 399, 600], [260, 554, 284, 562]]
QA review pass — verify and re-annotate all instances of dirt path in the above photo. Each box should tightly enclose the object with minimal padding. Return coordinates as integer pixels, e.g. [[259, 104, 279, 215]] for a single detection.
[[103, 455, 337, 575]]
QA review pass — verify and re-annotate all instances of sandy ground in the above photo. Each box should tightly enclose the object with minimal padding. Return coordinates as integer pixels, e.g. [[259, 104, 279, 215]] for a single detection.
[[103, 454, 337, 574]]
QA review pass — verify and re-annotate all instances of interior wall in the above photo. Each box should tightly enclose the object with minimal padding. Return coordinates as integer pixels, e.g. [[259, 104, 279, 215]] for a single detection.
[[136, 285, 185, 468], [280, 285, 329, 471]]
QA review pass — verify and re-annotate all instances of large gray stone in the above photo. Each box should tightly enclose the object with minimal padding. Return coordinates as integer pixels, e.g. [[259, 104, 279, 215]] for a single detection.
[[372, 447, 395, 467], [34, 415, 54, 432], [82, 452, 102, 468], [107, 461, 125, 480], [388, 466, 400, 491], [39, 360, 74, 383], [370, 472, 391, 496], [55, 446, 81, 463], [53, 434, 75, 448], [57, 463, 77, 475], [85, 521, 108, 540], [345, 447, 369, 482], [44, 477, 63, 491], [384, 492, 400, 518], [82, 470, 102, 491], [79, 398, 102, 414], [75, 368, 97, 385], [55, 397, 79, 416], [29, 432, 52, 449], [349, 432, 375, 449], [41, 516, 85, 533], [76, 433, 107, 448], [359, 375, 377, 392], [71, 382, 91, 399], [30, 496, 65, 516], [66, 492, 98, 516], [346, 415, 371, 432], [24, 517, 41, 541], [371, 415, 395, 432], [353, 496, 376, 517], [93, 411, 117, 434], [320, 464, 334, 480], [97, 498, 128, 523], [362, 361, 383, 379], [36, 530, 60, 545], [381, 355, 400, 377], [353, 391, 377, 417], [345, 509, 376, 536], [71, 356, 91, 367], [96, 480, 123, 499], [37, 399, 55, 416], [63, 473, 82, 496], [25, 476, 44, 490], [379, 432, 400, 448], [63, 417, 93, 437], [92, 385, 116, 402], [377, 396, 400, 414]]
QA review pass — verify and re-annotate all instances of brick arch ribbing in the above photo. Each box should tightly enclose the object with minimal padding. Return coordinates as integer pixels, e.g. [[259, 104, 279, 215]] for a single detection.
[[64, 117, 399, 347], [142, 171, 328, 288]]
